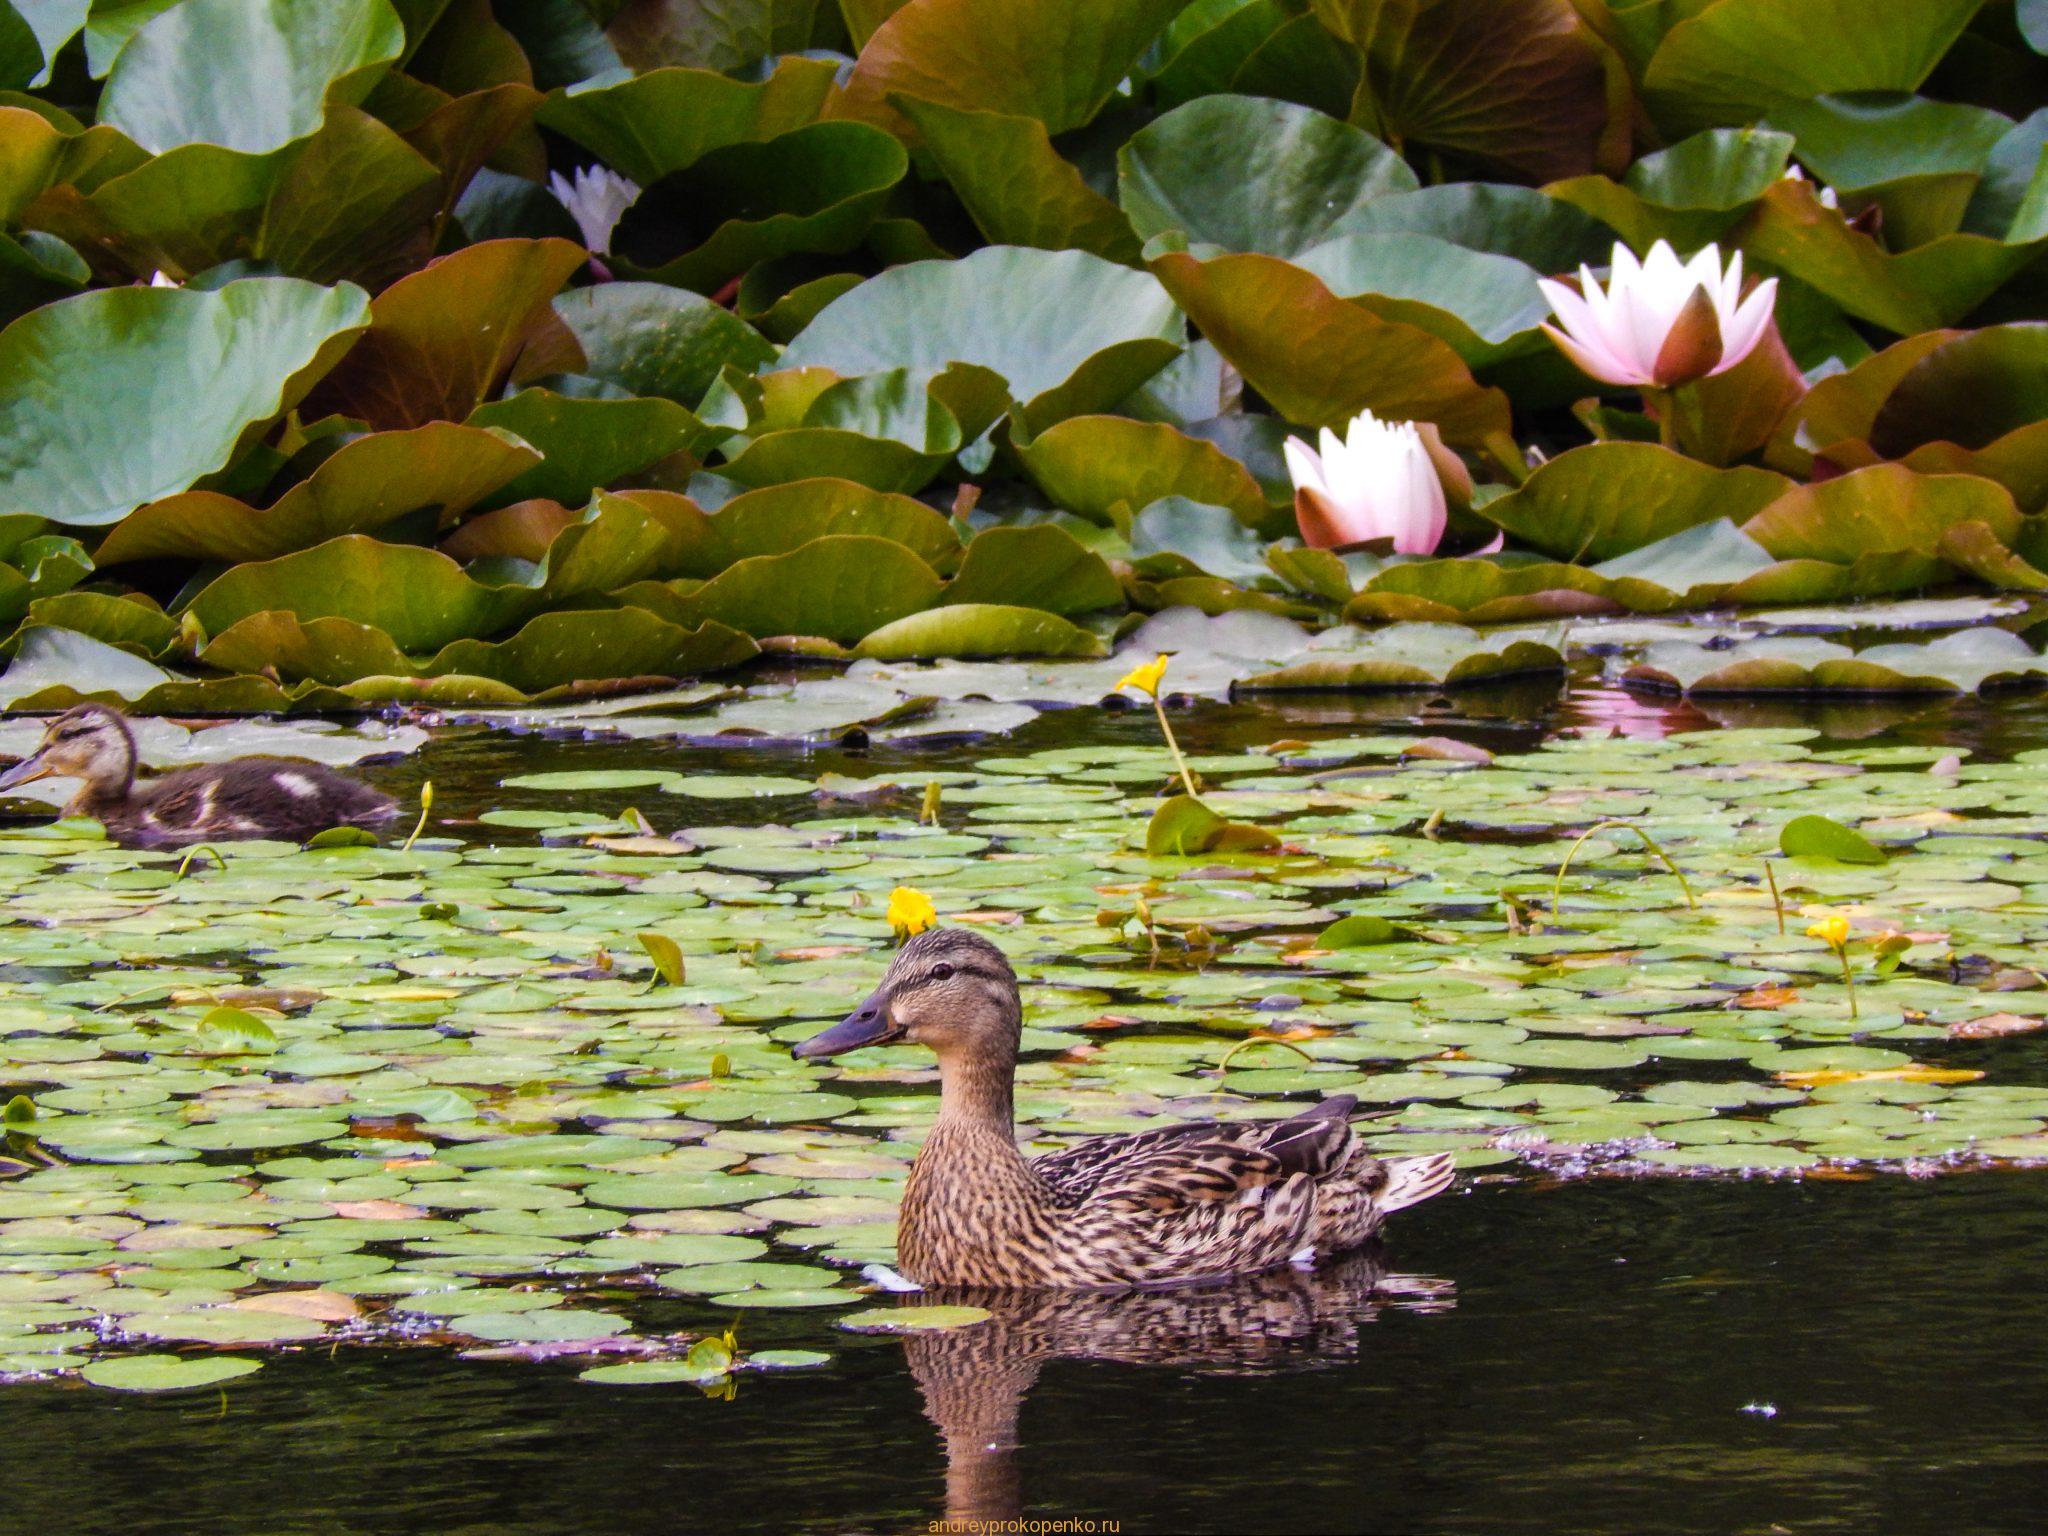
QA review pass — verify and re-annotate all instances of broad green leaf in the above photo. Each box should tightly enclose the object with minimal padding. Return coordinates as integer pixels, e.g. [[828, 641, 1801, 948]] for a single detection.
[[1642, 0, 1986, 138], [781, 246, 1184, 431], [549, 283, 777, 406], [942, 527, 1121, 614], [82, 1355, 261, 1392], [307, 237, 588, 429], [1144, 794, 1282, 855], [1150, 248, 1511, 448], [854, 603, 1109, 659], [1013, 414, 1268, 527], [1312, 0, 1608, 181], [100, 0, 405, 155], [96, 424, 540, 566], [1474, 444, 1791, 561], [1117, 94, 1416, 257], [649, 535, 943, 641], [0, 279, 369, 527], [1546, 128, 1794, 251], [537, 57, 838, 184], [1782, 814, 1888, 865], [894, 97, 1140, 263], [833, 0, 1187, 140], [611, 122, 906, 293], [466, 390, 713, 505]]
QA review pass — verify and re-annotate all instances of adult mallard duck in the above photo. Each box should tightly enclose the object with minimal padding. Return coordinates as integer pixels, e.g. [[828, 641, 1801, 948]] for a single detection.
[[0, 704, 400, 849], [794, 928, 1455, 1289]]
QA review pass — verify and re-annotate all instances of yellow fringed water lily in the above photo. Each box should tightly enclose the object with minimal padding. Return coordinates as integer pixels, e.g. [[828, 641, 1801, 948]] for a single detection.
[[887, 886, 937, 943], [1806, 915, 1850, 949], [1116, 654, 1169, 698]]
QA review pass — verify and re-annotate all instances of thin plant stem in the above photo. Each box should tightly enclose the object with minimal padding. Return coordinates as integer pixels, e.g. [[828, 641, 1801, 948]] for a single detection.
[[173, 844, 225, 881], [1151, 695, 1199, 800], [401, 781, 434, 853], [1551, 818, 1697, 920], [1765, 859, 1785, 935], [1213, 1035, 1316, 1088], [1835, 945, 1859, 1020]]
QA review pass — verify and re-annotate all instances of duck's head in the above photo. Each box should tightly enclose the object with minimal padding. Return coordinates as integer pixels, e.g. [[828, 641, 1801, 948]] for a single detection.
[[795, 928, 1021, 1063], [0, 705, 137, 798]]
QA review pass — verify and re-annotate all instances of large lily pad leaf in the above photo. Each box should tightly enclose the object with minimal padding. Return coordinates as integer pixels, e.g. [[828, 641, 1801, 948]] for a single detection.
[[1867, 324, 2048, 457], [202, 607, 759, 690], [780, 246, 1184, 431], [610, 122, 907, 293], [95, 423, 539, 566], [1311, 0, 1608, 182], [307, 237, 586, 429], [187, 497, 674, 651], [99, 0, 405, 155], [1641, 0, 1983, 138], [706, 367, 965, 494], [1241, 622, 1563, 690], [1290, 232, 1550, 367], [1150, 248, 1512, 449], [1546, 127, 1794, 251], [658, 479, 961, 579], [1742, 466, 2022, 563], [1743, 175, 2046, 334], [1117, 94, 1416, 257], [466, 389, 713, 505], [545, 283, 777, 406], [1475, 444, 1792, 562], [1333, 182, 1611, 270], [942, 525, 1122, 614], [535, 57, 839, 184], [1765, 94, 2010, 248], [1127, 496, 1273, 584], [893, 97, 1140, 264], [853, 602, 1108, 659], [1013, 414, 1268, 527], [831, 0, 1187, 141], [642, 535, 944, 642], [1625, 628, 2048, 695], [0, 278, 369, 527]]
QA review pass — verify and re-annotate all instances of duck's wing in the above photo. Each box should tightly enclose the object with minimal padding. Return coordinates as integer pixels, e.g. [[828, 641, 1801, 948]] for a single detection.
[[1030, 1095, 1360, 1206]]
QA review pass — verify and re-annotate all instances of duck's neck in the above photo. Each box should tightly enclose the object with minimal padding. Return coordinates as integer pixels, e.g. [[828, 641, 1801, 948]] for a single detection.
[[934, 1047, 1017, 1135]]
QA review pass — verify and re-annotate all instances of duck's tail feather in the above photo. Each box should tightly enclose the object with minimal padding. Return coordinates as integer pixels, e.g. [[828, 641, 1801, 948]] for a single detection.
[[1379, 1152, 1456, 1213]]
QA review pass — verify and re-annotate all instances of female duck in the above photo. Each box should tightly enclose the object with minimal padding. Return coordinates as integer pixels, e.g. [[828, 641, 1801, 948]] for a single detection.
[[795, 928, 1454, 1289], [0, 704, 399, 848]]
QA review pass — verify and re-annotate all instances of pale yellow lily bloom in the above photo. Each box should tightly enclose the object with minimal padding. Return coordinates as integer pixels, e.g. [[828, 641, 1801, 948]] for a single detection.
[[1805, 915, 1850, 949]]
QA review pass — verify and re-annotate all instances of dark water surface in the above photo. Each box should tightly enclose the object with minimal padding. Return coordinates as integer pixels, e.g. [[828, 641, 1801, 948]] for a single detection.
[[5, 684, 2047, 1536], [5, 1174, 2041, 1535]]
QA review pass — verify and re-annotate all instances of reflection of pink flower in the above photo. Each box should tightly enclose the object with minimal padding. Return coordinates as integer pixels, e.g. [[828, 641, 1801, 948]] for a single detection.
[[1282, 410, 1448, 554], [1539, 241, 1777, 388], [1569, 687, 1692, 741]]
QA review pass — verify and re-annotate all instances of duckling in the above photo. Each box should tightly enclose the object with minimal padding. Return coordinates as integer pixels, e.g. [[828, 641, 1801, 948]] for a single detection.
[[794, 929, 1455, 1289], [0, 704, 400, 848]]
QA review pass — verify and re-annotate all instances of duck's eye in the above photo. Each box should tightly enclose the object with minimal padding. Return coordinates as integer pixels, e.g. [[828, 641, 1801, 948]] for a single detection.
[[930, 962, 954, 981]]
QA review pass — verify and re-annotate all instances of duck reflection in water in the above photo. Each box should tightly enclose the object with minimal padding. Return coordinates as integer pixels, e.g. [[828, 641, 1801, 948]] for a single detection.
[[893, 1246, 1455, 1526]]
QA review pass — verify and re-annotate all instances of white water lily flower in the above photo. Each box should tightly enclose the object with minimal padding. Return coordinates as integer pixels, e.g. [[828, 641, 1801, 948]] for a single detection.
[[548, 165, 640, 255], [148, 271, 177, 287], [1537, 240, 1777, 389], [1783, 163, 1840, 210], [1282, 410, 1448, 554]]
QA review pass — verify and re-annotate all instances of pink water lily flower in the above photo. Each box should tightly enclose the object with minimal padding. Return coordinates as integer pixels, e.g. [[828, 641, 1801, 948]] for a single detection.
[[1283, 410, 1448, 554], [1538, 240, 1777, 389]]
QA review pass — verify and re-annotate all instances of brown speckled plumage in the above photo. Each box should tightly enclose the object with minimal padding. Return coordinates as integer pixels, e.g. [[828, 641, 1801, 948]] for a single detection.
[[0, 705, 399, 848], [795, 929, 1455, 1290]]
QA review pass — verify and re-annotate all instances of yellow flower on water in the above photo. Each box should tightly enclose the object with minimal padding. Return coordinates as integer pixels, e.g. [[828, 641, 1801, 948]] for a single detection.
[[1116, 653, 1170, 698], [887, 885, 936, 941], [1805, 915, 1850, 949]]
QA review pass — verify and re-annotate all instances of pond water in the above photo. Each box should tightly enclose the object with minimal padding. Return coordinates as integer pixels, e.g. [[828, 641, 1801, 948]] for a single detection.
[[1, 683, 2045, 1535]]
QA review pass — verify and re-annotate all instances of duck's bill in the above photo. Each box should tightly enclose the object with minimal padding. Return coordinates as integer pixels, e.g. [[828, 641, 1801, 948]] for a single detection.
[[792, 991, 902, 1059], [0, 752, 52, 791]]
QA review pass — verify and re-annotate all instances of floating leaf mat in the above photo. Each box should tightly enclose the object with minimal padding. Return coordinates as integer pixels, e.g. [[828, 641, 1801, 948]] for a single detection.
[[0, 723, 2043, 1390]]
